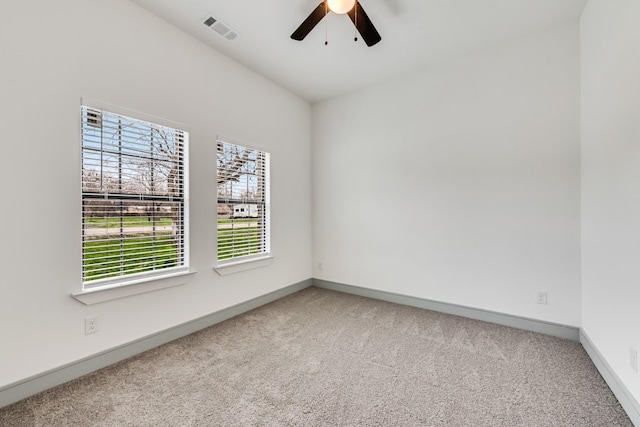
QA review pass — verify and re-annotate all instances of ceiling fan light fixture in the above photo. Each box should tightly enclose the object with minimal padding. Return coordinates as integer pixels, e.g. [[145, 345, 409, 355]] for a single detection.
[[327, 0, 356, 14], [291, 0, 381, 47]]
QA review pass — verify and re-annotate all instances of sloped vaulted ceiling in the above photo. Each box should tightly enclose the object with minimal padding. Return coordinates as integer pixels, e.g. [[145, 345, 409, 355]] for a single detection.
[[130, 0, 587, 103]]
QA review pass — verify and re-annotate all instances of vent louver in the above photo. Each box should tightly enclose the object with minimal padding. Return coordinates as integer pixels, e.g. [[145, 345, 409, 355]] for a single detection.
[[202, 14, 238, 41]]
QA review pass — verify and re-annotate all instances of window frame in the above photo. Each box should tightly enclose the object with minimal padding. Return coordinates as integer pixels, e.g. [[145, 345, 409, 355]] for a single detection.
[[75, 98, 192, 302], [215, 137, 272, 275]]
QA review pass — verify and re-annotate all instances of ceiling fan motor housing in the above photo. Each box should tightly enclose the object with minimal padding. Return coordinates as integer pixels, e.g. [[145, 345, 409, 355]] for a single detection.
[[327, 0, 356, 14]]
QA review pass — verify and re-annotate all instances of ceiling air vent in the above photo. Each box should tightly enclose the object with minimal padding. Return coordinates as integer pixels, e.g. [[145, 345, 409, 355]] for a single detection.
[[202, 14, 238, 41]]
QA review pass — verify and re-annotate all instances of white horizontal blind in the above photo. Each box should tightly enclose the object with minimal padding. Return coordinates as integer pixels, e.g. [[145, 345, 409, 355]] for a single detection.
[[81, 106, 187, 287], [216, 140, 270, 261]]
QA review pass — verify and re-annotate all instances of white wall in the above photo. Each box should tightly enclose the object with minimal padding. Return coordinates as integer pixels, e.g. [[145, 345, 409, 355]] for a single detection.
[[312, 24, 581, 326], [581, 0, 640, 404], [0, 0, 311, 388], [9, 0, 638, 413]]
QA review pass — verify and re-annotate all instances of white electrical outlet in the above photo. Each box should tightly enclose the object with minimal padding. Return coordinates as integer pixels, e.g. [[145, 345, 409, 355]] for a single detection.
[[85, 316, 99, 335], [318, 262, 323, 271], [631, 346, 638, 373], [536, 291, 548, 305]]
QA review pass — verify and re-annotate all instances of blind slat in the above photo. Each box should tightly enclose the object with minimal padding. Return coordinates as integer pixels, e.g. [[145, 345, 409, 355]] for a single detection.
[[216, 140, 270, 261], [82, 106, 188, 286]]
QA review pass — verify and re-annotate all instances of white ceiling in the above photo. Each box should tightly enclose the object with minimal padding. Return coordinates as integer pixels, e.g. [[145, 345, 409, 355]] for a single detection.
[[129, 0, 587, 103]]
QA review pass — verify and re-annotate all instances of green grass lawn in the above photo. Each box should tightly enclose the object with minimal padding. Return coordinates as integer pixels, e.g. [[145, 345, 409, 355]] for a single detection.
[[83, 218, 262, 282], [85, 216, 173, 228], [217, 218, 256, 224], [217, 223, 262, 260], [83, 235, 179, 282]]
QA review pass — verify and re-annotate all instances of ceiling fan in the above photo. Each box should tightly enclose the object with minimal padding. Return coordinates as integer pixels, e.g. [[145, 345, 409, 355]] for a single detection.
[[291, 0, 382, 47]]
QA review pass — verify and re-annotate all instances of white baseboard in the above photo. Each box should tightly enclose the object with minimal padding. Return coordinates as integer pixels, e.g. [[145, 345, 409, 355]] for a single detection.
[[312, 279, 580, 341], [0, 279, 312, 409], [581, 330, 640, 427]]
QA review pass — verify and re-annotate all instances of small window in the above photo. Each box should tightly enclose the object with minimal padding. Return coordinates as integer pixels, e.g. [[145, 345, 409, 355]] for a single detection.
[[216, 140, 270, 262], [81, 106, 188, 288]]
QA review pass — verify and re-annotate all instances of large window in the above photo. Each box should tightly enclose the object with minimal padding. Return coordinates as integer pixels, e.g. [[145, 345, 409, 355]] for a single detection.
[[81, 106, 188, 288], [216, 140, 270, 262]]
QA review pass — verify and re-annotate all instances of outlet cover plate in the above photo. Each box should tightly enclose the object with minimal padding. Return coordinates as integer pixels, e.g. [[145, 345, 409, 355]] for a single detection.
[[85, 316, 99, 335], [536, 291, 548, 305]]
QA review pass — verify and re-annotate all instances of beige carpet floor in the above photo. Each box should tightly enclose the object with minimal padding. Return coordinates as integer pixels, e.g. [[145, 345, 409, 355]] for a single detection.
[[0, 287, 633, 426]]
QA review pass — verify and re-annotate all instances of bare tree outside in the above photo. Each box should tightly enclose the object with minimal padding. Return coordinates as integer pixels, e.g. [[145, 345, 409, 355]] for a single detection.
[[81, 107, 187, 284], [216, 140, 269, 261]]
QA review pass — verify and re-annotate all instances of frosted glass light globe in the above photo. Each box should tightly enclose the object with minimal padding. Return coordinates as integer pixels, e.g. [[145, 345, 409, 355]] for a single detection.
[[327, 0, 356, 14]]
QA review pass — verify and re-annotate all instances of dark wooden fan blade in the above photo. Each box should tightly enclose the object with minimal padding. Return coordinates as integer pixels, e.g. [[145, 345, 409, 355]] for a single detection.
[[347, 2, 382, 47], [291, 2, 328, 41]]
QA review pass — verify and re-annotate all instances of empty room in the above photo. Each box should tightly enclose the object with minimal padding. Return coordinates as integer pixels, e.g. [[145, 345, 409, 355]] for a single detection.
[[0, 0, 638, 425]]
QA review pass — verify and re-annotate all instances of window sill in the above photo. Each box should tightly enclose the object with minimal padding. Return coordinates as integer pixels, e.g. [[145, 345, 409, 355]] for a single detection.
[[214, 255, 273, 276], [71, 270, 197, 305]]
